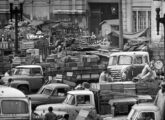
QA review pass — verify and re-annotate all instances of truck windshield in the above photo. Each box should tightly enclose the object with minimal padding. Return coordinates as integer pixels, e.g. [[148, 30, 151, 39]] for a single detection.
[[1, 100, 29, 114], [109, 56, 118, 65], [63, 94, 75, 105], [127, 109, 136, 120], [119, 55, 132, 65], [14, 67, 42, 75], [14, 68, 30, 75], [109, 55, 132, 65]]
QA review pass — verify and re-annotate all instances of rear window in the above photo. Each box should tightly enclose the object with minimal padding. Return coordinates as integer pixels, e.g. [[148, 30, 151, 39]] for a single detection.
[[2, 100, 29, 114]]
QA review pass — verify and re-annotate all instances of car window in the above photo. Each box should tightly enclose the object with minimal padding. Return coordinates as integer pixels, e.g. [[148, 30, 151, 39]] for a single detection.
[[137, 112, 155, 120], [77, 95, 90, 104], [41, 88, 53, 95], [31, 68, 42, 75], [143, 55, 149, 64], [134, 56, 142, 64], [57, 88, 67, 97]]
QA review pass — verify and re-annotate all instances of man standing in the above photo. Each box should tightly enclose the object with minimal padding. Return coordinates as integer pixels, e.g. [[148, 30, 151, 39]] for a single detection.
[[44, 106, 57, 120], [154, 82, 165, 120], [99, 69, 108, 83]]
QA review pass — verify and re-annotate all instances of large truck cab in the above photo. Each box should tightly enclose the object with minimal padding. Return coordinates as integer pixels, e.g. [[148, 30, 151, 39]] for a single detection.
[[127, 103, 161, 120], [0, 86, 31, 120], [108, 51, 149, 81]]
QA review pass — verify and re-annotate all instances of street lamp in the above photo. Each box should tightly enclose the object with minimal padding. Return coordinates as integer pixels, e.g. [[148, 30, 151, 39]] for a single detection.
[[156, 8, 165, 77], [9, 0, 24, 55]]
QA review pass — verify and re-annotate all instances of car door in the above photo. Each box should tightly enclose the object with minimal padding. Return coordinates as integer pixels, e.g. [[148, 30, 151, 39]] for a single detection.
[[49, 88, 67, 103]]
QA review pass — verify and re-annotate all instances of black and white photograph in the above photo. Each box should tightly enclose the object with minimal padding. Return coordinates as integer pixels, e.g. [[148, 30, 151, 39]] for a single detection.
[[0, 0, 164, 120]]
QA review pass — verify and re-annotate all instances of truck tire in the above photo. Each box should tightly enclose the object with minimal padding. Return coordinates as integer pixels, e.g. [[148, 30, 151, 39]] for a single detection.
[[18, 86, 29, 94]]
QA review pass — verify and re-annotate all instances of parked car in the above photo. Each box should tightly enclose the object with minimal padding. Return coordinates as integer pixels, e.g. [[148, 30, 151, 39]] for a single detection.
[[28, 83, 70, 108]]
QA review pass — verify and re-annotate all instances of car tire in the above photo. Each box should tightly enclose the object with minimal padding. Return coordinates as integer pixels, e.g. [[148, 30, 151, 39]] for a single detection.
[[18, 86, 29, 94]]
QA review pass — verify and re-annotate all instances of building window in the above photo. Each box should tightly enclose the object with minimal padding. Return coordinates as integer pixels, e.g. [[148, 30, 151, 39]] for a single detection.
[[132, 10, 151, 32]]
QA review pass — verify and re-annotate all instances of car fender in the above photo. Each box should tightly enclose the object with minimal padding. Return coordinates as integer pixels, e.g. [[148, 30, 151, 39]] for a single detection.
[[10, 80, 30, 90]]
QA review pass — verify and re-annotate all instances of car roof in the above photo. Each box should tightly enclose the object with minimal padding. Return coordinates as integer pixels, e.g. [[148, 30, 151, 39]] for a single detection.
[[16, 65, 42, 68], [43, 83, 70, 89], [132, 103, 159, 111], [68, 90, 93, 95], [110, 51, 148, 56], [0, 85, 26, 97]]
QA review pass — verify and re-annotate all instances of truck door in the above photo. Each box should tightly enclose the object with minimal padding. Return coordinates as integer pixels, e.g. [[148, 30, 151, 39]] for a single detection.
[[29, 68, 43, 90], [132, 55, 145, 77]]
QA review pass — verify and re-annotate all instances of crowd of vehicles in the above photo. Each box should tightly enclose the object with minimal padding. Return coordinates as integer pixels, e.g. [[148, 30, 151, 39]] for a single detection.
[[0, 50, 163, 120], [33, 88, 153, 120]]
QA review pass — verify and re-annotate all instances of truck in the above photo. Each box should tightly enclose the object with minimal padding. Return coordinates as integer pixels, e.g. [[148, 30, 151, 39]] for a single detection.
[[1, 65, 45, 94], [0, 85, 31, 120], [107, 51, 150, 81], [124, 87, 165, 120], [33, 84, 152, 120]]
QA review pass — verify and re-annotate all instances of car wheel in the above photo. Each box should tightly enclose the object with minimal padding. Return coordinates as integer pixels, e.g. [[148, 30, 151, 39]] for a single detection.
[[18, 86, 29, 94]]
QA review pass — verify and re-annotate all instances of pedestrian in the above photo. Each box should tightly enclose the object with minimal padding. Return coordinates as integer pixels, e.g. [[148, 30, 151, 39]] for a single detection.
[[154, 81, 165, 120], [44, 106, 57, 120], [99, 68, 108, 83]]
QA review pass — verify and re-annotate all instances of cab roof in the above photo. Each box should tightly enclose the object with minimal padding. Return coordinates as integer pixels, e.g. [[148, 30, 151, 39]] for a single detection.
[[43, 83, 70, 90], [68, 90, 93, 95], [110, 51, 148, 56], [132, 103, 159, 111], [16, 65, 42, 68], [0, 86, 26, 97]]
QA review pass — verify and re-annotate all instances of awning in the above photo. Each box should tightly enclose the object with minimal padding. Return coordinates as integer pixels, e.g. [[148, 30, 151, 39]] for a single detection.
[[110, 28, 150, 40], [53, 9, 86, 14]]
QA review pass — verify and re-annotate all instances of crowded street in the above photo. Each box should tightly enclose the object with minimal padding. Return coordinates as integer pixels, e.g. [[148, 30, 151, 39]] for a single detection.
[[0, 0, 165, 120]]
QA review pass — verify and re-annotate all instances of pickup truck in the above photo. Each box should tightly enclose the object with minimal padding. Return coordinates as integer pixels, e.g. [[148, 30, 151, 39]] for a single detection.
[[1, 65, 45, 94], [108, 51, 150, 81], [33, 89, 152, 120], [123, 87, 165, 120]]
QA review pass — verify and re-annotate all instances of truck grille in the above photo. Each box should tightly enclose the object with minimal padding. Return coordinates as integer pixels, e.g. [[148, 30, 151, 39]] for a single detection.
[[110, 69, 121, 81]]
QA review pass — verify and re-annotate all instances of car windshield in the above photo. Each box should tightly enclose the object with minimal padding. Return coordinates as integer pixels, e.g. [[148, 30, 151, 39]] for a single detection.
[[1, 100, 29, 114], [63, 94, 75, 105], [14, 68, 30, 75], [127, 109, 136, 120], [118, 55, 132, 65], [38, 87, 53, 95]]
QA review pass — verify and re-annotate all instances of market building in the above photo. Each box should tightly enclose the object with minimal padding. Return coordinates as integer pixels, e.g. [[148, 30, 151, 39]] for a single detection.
[[0, 0, 164, 42]]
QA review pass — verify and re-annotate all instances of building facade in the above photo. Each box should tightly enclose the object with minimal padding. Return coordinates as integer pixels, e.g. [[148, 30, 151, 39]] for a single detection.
[[0, 0, 164, 43]]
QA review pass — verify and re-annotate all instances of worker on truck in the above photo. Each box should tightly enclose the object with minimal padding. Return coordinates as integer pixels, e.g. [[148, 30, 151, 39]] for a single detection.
[[135, 60, 156, 82], [154, 81, 165, 120]]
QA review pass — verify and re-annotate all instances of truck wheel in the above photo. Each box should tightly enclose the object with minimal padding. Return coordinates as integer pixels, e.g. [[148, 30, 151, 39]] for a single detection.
[[18, 86, 29, 94]]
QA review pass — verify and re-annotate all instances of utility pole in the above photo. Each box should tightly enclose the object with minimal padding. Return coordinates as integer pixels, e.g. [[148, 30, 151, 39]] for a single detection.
[[156, 8, 165, 77], [119, 0, 123, 50]]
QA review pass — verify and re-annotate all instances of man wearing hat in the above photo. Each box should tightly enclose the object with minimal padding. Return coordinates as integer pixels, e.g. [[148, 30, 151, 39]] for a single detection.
[[154, 81, 165, 120]]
